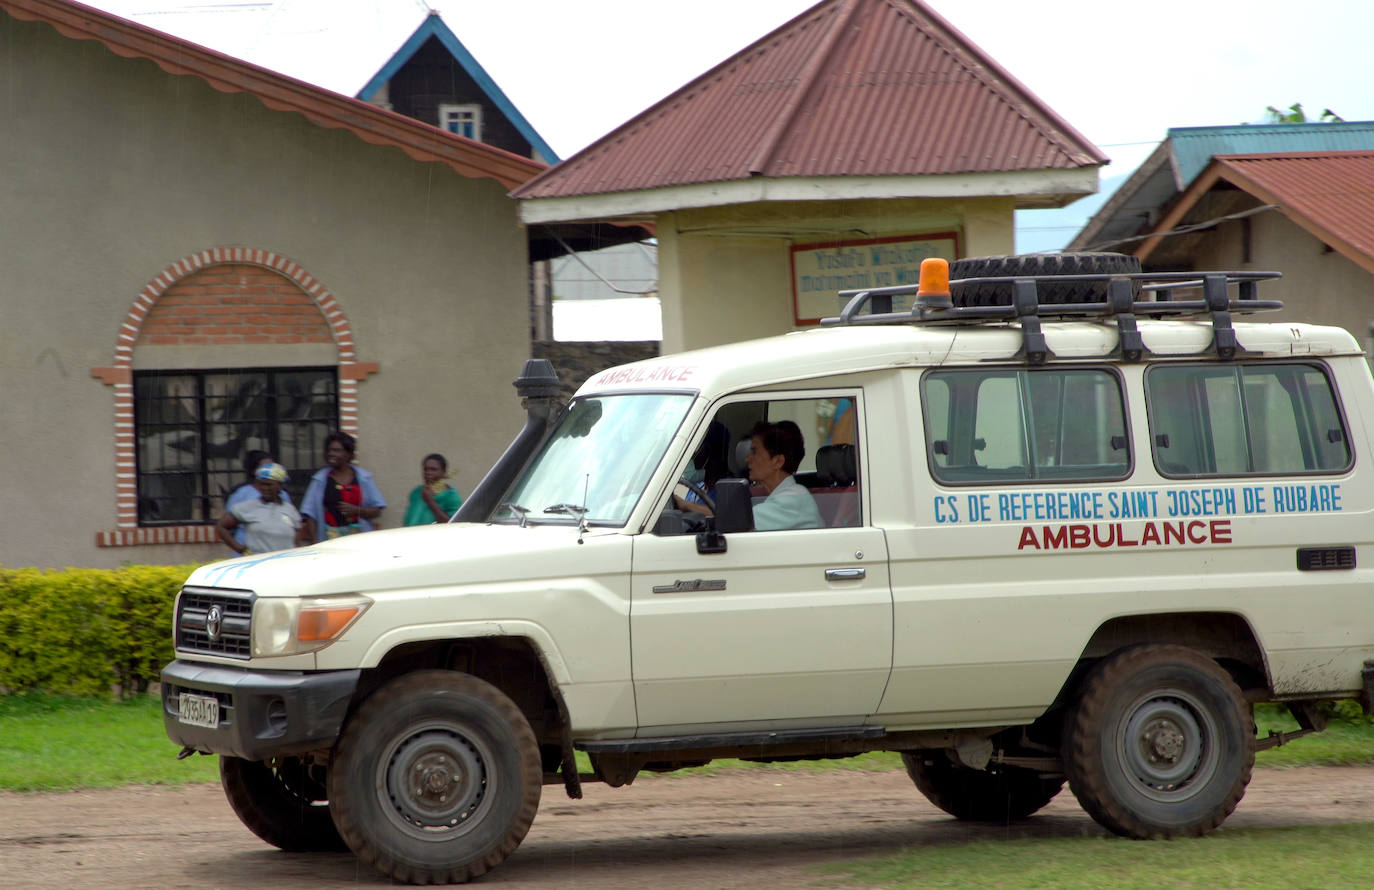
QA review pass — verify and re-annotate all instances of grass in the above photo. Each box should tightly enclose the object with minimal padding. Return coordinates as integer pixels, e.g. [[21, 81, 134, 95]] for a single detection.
[[0, 696, 1370, 793], [0, 693, 219, 791], [819, 824, 1374, 889]]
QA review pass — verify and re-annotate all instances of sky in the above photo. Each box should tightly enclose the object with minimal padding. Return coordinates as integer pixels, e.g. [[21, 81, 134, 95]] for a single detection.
[[80, 0, 1374, 251]]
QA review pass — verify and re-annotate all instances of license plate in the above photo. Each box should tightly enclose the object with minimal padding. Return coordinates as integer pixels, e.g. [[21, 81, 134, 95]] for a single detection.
[[178, 693, 220, 728]]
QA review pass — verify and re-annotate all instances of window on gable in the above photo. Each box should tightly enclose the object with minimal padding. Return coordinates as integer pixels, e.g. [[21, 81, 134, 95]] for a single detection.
[[1145, 363, 1351, 477], [134, 368, 338, 525], [438, 103, 482, 140]]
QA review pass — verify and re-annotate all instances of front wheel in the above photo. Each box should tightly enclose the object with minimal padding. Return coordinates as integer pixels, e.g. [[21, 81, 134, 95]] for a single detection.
[[327, 670, 542, 884], [1064, 644, 1255, 838], [900, 752, 1064, 822], [219, 755, 345, 852]]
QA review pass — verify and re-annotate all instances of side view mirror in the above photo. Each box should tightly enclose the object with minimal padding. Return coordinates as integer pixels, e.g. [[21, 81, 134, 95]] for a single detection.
[[691, 478, 753, 554], [712, 479, 754, 534]]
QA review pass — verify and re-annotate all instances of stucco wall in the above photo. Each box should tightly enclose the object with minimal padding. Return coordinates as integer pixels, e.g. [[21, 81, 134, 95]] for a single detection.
[[1176, 202, 1374, 345], [655, 197, 1016, 352], [0, 15, 530, 567]]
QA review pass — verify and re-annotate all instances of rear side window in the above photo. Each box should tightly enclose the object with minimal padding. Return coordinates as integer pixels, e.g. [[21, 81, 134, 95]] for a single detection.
[[1146, 363, 1350, 477], [922, 368, 1129, 484]]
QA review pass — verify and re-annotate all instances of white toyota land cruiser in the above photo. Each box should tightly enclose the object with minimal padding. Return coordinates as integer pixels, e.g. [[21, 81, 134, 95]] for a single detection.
[[163, 253, 1374, 884]]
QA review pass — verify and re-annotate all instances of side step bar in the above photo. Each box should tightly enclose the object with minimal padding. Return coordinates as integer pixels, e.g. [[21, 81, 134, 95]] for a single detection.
[[576, 725, 885, 755]]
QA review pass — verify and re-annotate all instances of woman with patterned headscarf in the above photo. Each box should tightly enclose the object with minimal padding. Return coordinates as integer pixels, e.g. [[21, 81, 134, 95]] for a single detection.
[[217, 462, 301, 555]]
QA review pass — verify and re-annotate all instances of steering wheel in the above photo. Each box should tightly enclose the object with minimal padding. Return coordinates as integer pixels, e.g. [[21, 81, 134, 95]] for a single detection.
[[676, 475, 715, 512]]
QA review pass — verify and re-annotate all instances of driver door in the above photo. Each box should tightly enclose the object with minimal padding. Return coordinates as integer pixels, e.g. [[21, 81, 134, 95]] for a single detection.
[[629, 392, 892, 733]]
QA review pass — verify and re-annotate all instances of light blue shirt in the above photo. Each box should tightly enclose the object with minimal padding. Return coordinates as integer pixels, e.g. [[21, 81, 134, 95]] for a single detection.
[[225, 482, 292, 546], [230, 498, 301, 554], [299, 464, 387, 542], [753, 475, 823, 531]]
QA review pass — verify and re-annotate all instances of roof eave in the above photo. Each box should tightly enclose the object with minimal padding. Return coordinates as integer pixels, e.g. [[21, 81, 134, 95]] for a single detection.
[[519, 168, 1100, 225], [1133, 155, 1374, 275], [1067, 140, 1173, 250], [1, 0, 546, 190]]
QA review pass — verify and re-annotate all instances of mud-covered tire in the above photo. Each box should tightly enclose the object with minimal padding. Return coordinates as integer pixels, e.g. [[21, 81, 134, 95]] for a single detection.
[[900, 752, 1064, 821], [950, 253, 1142, 306], [1064, 645, 1255, 839], [219, 755, 346, 852], [327, 670, 542, 884]]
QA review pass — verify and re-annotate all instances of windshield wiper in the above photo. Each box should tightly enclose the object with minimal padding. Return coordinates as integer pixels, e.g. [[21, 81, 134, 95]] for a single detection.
[[544, 501, 591, 545], [498, 502, 530, 528]]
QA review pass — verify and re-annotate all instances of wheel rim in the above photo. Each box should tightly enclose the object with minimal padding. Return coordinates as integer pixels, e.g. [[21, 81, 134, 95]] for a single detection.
[[375, 720, 496, 840], [1115, 688, 1220, 802]]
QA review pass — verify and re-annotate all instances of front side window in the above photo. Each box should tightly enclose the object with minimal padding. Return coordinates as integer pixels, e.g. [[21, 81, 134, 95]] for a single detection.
[[499, 393, 695, 527], [134, 368, 337, 525], [1146, 363, 1350, 477], [923, 368, 1129, 484], [655, 394, 862, 535]]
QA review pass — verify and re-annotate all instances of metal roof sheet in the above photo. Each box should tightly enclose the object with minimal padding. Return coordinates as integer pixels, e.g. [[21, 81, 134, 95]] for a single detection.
[[515, 0, 1104, 201], [1168, 122, 1374, 184], [1071, 122, 1374, 251], [0, 0, 546, 190], [1210, 151, 1374, 272]]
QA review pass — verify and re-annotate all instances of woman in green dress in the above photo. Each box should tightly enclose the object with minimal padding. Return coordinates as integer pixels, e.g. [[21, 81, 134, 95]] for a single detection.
[[403, 453, 463, 526]]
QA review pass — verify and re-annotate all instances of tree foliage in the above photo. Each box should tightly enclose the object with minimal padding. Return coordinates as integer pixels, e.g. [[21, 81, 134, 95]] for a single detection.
[[1264, 103, 1344, 124]]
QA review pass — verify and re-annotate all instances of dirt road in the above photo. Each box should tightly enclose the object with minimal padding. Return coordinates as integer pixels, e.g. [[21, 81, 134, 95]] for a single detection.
[[3, 766, 1373, 889]]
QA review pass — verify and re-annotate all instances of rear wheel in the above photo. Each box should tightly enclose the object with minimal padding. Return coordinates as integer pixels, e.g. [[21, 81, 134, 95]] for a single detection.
[[900, 751, 1064, 821], [950, 252, 1142, 306], [219, 755, 345, 852], [327, 670, 542, 884], [1064, 644, 1255, 838]]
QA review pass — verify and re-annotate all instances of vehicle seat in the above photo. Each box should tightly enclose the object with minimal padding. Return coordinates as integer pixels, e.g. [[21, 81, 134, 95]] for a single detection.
[[810, 444, 859, 527]]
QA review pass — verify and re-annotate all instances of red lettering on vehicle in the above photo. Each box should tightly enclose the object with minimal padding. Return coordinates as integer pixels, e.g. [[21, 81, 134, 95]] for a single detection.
[[1016, 521, 1235, 551]]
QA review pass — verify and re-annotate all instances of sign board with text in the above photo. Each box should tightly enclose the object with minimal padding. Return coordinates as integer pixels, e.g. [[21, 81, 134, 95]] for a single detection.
[[790, 233, 959, 325]]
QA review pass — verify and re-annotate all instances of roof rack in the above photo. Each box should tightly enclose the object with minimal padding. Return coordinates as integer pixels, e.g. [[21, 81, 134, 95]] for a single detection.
[[820, 270, 1282, 365]]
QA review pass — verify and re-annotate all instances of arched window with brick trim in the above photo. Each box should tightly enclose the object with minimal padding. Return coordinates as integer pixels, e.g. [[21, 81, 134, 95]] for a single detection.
[[92, 248, 377, 546]]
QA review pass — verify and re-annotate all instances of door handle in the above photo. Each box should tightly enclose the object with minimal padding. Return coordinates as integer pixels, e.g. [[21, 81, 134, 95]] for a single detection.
[[825, 568, 866, 581]]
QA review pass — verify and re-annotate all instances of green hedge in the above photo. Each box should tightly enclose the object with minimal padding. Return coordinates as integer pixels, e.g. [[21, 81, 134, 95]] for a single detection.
[[0, 565, 199, 697]]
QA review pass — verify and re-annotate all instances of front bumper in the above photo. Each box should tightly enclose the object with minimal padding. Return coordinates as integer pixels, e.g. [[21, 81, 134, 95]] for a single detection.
[[161, 659, 360, 761]]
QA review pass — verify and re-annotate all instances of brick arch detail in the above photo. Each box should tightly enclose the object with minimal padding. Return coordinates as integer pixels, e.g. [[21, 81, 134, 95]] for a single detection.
[[91, 247, 379, 541]]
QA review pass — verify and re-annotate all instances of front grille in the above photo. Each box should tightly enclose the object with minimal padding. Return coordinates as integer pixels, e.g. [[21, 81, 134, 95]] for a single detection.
[[176, 586, 255, 658]]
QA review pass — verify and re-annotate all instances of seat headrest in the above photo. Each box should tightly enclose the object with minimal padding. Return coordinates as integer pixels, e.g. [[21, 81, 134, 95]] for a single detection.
[[815, 443, 856, 486], [730, 437, 752, 476]]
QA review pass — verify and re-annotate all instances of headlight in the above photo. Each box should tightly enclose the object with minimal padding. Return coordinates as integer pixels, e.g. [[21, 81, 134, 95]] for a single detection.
[[251, 594, 372, 657]]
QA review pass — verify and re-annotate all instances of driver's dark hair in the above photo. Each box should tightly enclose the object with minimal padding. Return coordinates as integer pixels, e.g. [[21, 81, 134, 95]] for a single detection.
[[750, 420, 806, 475]]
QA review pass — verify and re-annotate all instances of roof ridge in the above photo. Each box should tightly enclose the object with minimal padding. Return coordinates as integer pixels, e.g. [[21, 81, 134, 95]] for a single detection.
[[895, 0, 1103, 168], [746, 0, 862, 175]]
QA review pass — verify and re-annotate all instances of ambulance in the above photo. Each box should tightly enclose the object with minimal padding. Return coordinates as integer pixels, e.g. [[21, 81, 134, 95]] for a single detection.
[[163, 253, 1374, 884]]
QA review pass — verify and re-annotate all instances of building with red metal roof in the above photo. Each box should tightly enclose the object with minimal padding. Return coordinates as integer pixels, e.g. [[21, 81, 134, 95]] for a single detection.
[[1130, 150, 1374, 342], [0, 0, 546, 567], [515, 0, 1106, 352]]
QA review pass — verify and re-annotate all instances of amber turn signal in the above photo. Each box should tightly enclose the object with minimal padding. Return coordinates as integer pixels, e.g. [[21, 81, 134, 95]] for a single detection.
[[297, 606, 362, 642]]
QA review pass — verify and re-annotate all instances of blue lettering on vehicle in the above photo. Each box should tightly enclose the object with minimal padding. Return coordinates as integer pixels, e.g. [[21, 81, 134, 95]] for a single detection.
[[938, 483, 1343, 525]]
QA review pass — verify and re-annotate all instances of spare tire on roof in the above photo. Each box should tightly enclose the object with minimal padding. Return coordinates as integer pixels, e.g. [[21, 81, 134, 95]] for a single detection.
[[949, 252, 1143, 307]]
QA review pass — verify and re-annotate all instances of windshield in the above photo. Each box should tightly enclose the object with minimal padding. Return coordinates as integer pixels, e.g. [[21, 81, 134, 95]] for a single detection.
[[498, 393, 695, 526]]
